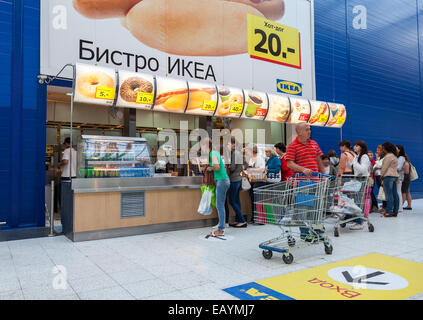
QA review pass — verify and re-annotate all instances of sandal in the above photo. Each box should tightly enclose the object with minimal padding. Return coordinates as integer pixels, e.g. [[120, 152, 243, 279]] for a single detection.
[[206, 230, 226, 240], [231, 222, 247, 228]]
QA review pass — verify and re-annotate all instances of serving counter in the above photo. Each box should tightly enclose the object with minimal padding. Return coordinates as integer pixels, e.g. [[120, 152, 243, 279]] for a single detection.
[[61, 176, 252, 242]]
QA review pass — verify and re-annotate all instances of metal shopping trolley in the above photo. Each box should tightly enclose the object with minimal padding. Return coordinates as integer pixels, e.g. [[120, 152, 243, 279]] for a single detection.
[[325, 174, 375, 237], [253, 173, 333, 264]]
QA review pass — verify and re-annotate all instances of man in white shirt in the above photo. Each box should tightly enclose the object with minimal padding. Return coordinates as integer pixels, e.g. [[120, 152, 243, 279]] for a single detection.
[[60, 137, 77, 180]]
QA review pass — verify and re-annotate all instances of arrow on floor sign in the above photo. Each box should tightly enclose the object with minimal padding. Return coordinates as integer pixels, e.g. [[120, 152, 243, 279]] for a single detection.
[[342, 271, 389, 285]]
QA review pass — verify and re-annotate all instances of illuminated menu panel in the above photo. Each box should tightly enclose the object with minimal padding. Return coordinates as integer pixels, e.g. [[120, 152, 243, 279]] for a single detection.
[[266, 94, 290, 123], [116, 70, 155, 110], [185, 81, 218, 116], [241, 90, 268, 120], [215, 86, 244, 118], [153, 76, 189, 114], [74, 63, 117, 106], [326, 103, 347, 128], [286, 97, 310, 123], [308, 100, 329, 127]]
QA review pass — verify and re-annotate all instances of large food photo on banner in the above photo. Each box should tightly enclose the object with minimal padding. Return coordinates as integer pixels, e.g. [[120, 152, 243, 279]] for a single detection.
[[41, 0, 315, 100]]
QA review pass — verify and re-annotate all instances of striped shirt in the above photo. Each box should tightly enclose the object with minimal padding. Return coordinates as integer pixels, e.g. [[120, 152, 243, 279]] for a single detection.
[[285, 137, 323, 173]]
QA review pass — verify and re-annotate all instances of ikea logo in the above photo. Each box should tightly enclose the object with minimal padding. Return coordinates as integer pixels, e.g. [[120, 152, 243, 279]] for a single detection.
[[277, 80, 303, 96]]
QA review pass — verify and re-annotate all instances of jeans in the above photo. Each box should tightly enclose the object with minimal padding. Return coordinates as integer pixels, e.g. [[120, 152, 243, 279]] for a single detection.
[[383, 176, 399, 214], [216, 178, 230, 231], [229, 180, 246, 223]]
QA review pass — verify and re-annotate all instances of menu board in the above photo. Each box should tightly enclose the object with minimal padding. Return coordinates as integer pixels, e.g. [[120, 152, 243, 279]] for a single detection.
[[184, 81, 218, 116], [116, 71, 155, 110], [153, 77, 188, 113], [215, 86, 244, 118], [266, 94, 291, 123], [74, 63, 117, 106], [308, 100, 329, 127], [241, 90, 268, 120], [286, 97, 311, 123], [326, 103, 347, 128]]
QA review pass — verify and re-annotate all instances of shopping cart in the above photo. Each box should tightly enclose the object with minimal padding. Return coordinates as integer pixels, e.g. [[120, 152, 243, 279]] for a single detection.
[[325, 174, 375, 237], [253, 173, 333, 264]]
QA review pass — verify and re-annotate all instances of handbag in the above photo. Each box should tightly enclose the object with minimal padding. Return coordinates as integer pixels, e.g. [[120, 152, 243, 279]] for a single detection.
[[202, 167, 215, 186], [377, 184, 386, 201], [409, 163, 419, 181], [241, 176, 251, 190]]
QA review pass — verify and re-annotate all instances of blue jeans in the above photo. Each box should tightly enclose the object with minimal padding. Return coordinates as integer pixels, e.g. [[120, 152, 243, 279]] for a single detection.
[[216, 178, 230, 231], [383, 176, 399, 214], [229, 180, 246, 223]]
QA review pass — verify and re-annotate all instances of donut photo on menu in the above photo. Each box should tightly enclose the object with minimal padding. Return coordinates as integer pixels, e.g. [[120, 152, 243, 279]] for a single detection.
[[241, 90, 268, 120], [74, 63, 116, 105], [116, 71, 155, 109], [153, 77, 189, 113], [215, 86, 244, 118], [308, 100, 329, 127], [185, 81, 218, 116], [286, 97, 310, 123], [326, 103, 347, 128], [72, 0, 285, 56], [266, 94, 290, 123]]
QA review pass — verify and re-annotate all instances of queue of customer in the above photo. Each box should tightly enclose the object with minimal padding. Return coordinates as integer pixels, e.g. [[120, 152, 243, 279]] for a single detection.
[[200, 124, 417, 238]]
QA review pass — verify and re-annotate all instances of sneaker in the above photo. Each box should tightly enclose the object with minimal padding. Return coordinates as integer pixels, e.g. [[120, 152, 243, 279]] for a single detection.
[[349, 223, 364, 230]]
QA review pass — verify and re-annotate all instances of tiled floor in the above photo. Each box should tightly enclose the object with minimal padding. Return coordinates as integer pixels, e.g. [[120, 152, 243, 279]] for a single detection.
[[1, 200, 423, 300]]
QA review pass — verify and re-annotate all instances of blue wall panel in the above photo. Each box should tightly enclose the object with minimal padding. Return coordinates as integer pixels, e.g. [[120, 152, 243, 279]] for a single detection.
[[314, 0, 423, 197]]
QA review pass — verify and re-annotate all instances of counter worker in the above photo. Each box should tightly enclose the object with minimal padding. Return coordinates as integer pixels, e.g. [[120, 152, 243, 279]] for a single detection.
[[58, 137, 77, 226], [59, 137, 77, 181], [285, 123, 325, 242]]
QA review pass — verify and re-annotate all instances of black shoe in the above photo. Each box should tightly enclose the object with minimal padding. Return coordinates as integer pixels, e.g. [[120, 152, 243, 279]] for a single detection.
[[403, 207, 412, 210]]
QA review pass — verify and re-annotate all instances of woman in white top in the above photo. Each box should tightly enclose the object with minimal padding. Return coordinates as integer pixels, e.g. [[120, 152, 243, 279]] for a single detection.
[[347, 140, 371, 230]]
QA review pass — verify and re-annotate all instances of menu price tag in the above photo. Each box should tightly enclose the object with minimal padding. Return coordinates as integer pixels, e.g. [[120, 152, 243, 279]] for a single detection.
[[136, 92, 154, 104], [318, 114, 329, 123], [95, 86, 115, 100], [298, 113, 310, 122], [202, 100, 217, 112], [255, 108, 267, 117], [336, 116, 346, 125], [248, 14, 301, 69], [230, 103, 243, 114]]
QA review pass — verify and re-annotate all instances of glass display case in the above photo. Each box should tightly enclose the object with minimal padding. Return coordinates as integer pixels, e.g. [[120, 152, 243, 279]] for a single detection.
[[77, 135, 153, 178]]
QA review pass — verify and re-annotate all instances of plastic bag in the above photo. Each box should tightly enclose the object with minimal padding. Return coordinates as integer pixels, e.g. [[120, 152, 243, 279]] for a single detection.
[[198, 186, 213, 215], [339, 194, 362, 214], [341, 180, 362, 192], [201, 185, 216, 207]]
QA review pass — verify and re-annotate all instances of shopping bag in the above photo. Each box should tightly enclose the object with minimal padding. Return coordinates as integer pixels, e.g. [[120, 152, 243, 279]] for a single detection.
[[202, 185, 216, 208], [198, 186, 213, 215], [377, 185, 386, 201], [409, 163, 419, 181], [241, 177, 251, 191]]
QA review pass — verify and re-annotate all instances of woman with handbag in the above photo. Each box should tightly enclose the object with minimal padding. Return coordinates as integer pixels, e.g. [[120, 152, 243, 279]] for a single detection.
[[380, 142, 400, 217], [227, 137, 248, 228], [396, 145, 406, 213], [202, 138, 230, 237]]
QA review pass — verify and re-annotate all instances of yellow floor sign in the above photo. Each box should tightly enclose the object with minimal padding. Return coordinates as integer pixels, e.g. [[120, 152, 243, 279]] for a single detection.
[[224, 254, 423, 300]]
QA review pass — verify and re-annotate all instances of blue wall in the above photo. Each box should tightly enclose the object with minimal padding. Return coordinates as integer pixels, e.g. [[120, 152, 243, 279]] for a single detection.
[[0, 0, 45, 230], [0, 0, 422, 231], [313, 0, 423, 197]]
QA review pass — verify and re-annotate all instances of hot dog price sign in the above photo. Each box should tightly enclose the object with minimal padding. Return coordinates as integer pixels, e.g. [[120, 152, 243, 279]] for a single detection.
[[247, 14, 301, 69]]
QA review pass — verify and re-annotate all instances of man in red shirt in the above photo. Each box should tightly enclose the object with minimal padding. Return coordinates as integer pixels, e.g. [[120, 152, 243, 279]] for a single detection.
[[285, 123, 325, 242], [285, 123, 325, 176]]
